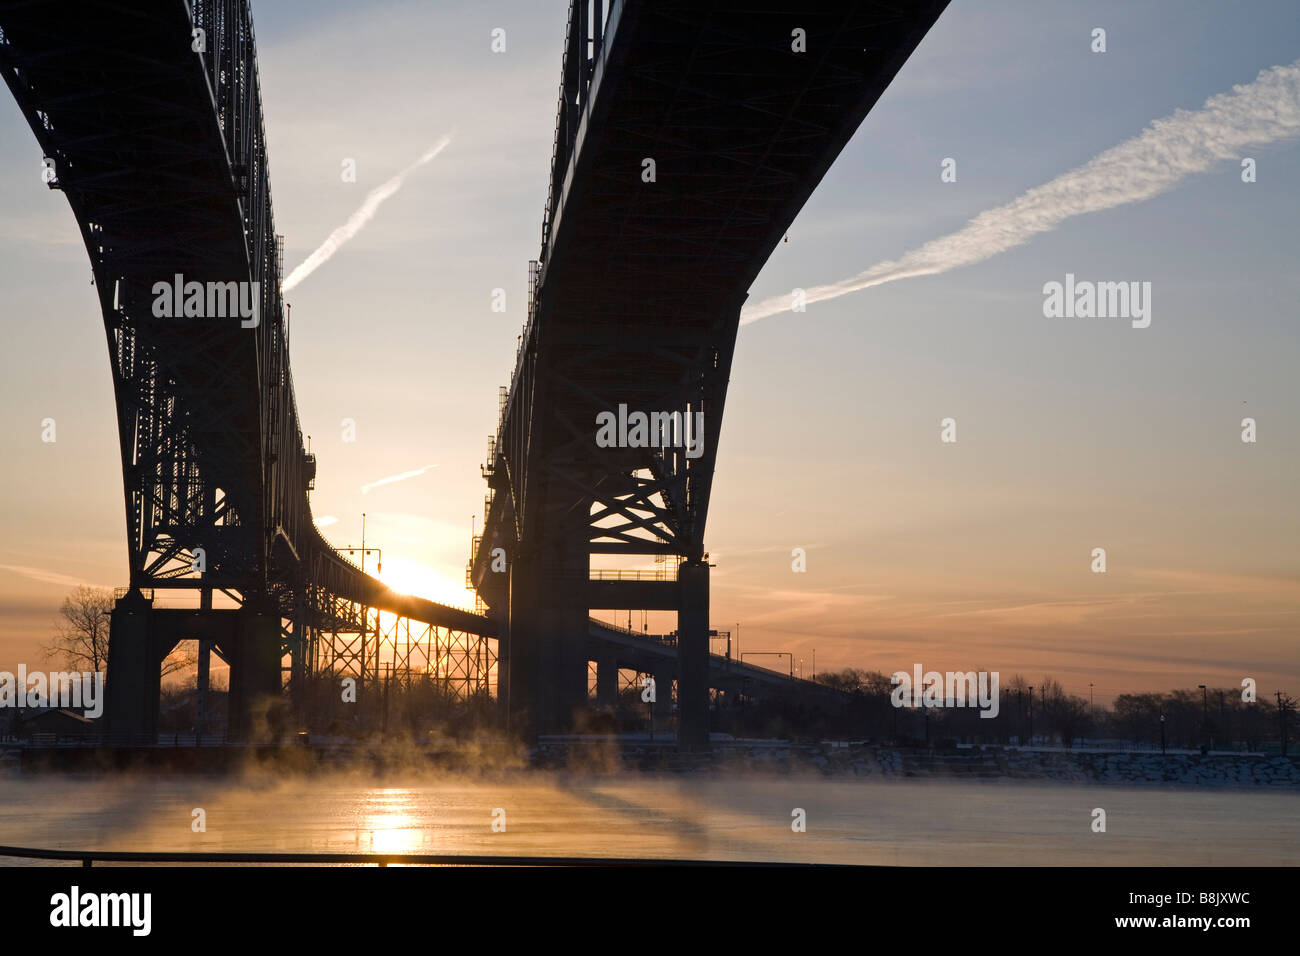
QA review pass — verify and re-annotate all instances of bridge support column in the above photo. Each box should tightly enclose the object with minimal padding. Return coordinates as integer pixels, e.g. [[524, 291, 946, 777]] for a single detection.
[[195, 638, 212, 736], [677, 560, 710, 751], [596, 652, 619, 707], [538, 565, 589, 734], [510, 512, 590, 737], [652, 663, 674, 723], [104, 589, 161, 744], [506, 553, 540, 737], [493, 604, 510, 727], [196, 586, 212, 736], [226, 601, 282, 743]]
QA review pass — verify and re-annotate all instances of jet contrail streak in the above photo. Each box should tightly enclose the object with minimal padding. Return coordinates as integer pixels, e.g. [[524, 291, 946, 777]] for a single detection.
[[360, 463, 438, 495], [0, 563, 112, 590], [740, 60, 1300, 325], [282, 135, 453, 292]]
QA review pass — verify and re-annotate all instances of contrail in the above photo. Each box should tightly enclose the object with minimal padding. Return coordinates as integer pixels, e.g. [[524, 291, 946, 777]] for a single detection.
[[361, 463, 438, 495], [0, 563, 111, 590], [741, 60, 1300, 325], [282, 135, 453, 292]]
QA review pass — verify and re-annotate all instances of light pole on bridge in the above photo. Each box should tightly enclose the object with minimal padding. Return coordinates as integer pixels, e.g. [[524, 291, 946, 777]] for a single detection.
[[740, 651, 793, 678], [341, 512, 382, 575], [339, 513, 383, 691]]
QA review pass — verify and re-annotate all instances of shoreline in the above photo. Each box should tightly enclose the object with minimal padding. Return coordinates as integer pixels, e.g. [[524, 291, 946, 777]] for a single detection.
[[4, 739, 1298, 789]]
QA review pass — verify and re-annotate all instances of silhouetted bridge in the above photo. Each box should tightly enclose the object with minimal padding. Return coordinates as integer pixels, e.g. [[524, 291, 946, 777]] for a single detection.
[[0, 0, 947, 745], [470, 0, 947, 745], [0, 0, 497, 740]]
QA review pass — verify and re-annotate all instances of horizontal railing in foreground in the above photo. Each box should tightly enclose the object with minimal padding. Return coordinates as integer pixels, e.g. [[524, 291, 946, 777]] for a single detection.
[[0, 845, 832, 868]]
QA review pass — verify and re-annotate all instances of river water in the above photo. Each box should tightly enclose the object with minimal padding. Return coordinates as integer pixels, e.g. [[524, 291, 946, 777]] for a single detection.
[[1, 773, 1294, 865]]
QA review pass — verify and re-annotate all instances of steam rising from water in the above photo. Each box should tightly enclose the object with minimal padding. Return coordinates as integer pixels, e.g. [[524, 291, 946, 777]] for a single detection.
[[2, 756, 1292, 865]]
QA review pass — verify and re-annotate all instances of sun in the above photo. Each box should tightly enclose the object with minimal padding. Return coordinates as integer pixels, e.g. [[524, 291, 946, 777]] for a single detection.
[[374, 554, 472, 609]]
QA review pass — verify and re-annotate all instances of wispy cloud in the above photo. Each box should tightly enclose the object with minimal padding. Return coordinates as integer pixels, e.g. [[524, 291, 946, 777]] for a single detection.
[[0, 563, 110, 590], [360, 463, 438, 495], [281, 134, 453, 292], [315, 515, 339, 527], [741, 59, 1300, 325]]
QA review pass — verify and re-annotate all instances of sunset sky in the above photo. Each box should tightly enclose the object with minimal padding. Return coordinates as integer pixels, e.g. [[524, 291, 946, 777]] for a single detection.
[[0, 0, 1296, 706]]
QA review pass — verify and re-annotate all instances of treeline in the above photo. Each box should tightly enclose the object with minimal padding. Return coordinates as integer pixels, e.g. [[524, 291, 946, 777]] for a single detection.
[[813, 669, 1297, 751]]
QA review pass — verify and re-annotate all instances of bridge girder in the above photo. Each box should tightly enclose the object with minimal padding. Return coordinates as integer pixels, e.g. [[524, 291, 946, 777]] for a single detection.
[[473, 0, 950, 742], [0, 0, 496, 740]]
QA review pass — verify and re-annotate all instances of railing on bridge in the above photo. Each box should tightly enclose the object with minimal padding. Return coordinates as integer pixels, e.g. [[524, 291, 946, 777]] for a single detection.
[[588, 616, 675, 648], [541, 0, 618, 265], [470, 256, 542, 590], [588, 569, 676, 581]]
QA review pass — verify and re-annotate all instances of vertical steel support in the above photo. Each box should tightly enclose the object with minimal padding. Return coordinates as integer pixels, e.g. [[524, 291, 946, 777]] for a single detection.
[[653, 662, 674, 722], [195, 638, 211, 736], [506, 550, 540, 736], [677, 560, 710, 750], [596, 651, 619, 707]]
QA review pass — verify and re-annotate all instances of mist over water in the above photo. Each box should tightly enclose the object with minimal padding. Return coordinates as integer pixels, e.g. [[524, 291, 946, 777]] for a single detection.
[[1, 773, 1293, 865]]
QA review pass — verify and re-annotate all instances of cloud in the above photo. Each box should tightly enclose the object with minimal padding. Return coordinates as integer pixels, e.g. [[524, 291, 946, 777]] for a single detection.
[[281, 135, 453, 292], [315, 515, 339, 527], [741, 59, 1300, 325], [360, 463, 439, 495], [0, 563, 111, 590]]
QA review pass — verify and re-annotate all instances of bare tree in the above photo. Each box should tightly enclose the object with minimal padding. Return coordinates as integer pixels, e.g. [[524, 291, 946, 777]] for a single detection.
[[160, 644, 196, 681], [43, 586, 193, 678], [43, 586, 113, 673]]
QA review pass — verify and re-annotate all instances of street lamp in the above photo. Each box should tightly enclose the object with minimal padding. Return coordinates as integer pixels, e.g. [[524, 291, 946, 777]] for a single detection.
[[342, 513, 382, 575], [1199, 684, 1209, 750], [1027, 686, 1033, 746], [741, 652, 793, 677]]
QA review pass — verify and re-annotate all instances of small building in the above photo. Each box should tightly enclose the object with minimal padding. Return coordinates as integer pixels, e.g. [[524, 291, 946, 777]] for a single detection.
[[13, 707, 99, 741]]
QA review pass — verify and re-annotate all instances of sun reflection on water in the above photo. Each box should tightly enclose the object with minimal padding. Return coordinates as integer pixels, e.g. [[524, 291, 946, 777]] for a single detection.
[[358, 789, 429, 856]]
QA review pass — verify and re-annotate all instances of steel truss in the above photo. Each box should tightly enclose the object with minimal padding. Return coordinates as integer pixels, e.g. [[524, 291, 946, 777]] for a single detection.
[[310, 605, 497, 702], [0, 0, 499, 729]]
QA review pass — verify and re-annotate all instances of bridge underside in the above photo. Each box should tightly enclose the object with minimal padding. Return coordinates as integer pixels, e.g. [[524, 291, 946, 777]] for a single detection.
[[475, 0, 949, 746], [0, 0, 943, 744], [0, 0, 498, 742]]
